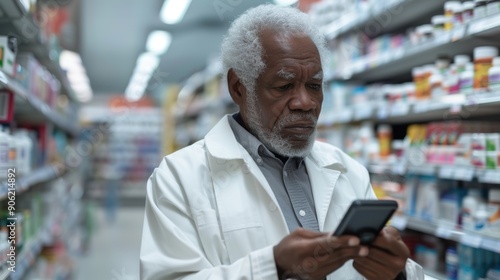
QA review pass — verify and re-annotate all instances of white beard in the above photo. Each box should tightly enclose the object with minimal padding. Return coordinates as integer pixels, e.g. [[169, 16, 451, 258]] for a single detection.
[[244, 91, 317, 158]]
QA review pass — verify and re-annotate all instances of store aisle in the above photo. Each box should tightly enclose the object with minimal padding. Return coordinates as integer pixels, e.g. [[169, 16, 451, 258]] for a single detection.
[[74, 206, 145, 280]]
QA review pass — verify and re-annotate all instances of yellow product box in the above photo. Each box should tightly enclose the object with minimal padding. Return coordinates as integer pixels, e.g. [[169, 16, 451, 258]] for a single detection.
[[0, 36, 17, 76]]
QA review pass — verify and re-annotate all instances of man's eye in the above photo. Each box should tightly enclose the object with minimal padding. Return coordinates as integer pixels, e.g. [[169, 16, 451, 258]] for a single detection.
[[276, 84, 292, 91], [308, 84, 322, 91]]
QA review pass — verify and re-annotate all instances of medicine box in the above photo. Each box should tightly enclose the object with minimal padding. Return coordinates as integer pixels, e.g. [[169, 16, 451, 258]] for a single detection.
[[0, 36, 17, 76]]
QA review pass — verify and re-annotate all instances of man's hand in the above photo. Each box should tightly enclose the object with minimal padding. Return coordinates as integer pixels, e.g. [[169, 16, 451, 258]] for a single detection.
[[352, 226, 410, 280], [273, 228, 369, 280]]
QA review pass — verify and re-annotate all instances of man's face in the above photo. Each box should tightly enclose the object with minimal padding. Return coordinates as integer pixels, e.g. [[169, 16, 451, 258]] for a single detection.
[[240, 30, 323, 157]]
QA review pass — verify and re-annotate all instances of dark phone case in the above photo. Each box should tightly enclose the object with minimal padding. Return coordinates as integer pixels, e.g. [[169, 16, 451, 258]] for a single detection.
[[332, 199, 398, 245]]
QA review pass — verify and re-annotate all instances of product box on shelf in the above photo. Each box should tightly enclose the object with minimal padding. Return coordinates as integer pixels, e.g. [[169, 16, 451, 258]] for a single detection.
[[0, 36, 17, 76], [0, 90, 14, 123], [14, 52, 61, 107]]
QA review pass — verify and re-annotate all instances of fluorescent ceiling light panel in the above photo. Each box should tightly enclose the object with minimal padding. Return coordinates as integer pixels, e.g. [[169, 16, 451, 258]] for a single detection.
[[137, 52, 160, 73], [273, 0, 298, 6], [60, 50, 83, 69], [160, 0, 192, 24], [146, 31, 172, 55]]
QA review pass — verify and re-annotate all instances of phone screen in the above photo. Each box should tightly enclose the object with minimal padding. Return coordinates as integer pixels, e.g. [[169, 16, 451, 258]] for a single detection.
[[332, 200, 398, 245]]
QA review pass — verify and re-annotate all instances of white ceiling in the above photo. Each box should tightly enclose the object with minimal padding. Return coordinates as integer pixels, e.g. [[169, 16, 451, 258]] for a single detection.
[[79, 0, 270, 95]]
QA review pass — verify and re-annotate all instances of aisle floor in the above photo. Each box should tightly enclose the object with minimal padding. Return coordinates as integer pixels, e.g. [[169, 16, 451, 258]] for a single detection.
[[74, 206, 144, 280]]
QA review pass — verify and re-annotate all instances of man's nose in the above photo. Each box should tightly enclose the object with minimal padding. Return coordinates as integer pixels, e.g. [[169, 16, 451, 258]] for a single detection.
[[289, 86, 317, 111]]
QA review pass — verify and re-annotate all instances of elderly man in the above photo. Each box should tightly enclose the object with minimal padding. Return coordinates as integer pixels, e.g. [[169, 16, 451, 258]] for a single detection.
[[140, 4, 423, 280]]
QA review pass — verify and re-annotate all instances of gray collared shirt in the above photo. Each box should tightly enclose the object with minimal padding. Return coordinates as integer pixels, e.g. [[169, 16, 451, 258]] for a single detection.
[[228, 114, 319, 232]]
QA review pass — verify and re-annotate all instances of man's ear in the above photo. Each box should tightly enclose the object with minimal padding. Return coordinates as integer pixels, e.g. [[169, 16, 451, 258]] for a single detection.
[[227, 68, 247, 106]]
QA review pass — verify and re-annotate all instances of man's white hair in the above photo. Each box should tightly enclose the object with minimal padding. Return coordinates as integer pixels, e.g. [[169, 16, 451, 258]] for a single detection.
[[220, 4, 328, 93]]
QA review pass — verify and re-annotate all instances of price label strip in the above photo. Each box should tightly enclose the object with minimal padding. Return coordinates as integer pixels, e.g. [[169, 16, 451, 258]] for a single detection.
[[454, 167, 475, 181], [468, 14, 500, 35], [451, 26, 466, 41], [481, 238, 500, 254], [480, 170, 500, 184], [461, 234, 482, 248], [438, 166, 455, 180], [390, 103, 410, 117]]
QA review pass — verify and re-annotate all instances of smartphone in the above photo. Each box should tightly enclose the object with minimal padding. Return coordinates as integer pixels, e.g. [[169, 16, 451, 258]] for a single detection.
[[331, 199, 398, 245]]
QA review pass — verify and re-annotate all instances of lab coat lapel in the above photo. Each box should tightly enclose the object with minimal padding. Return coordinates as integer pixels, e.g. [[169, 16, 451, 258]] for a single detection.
[[205, 116, 288, 238], [305, 157, 341, 232]]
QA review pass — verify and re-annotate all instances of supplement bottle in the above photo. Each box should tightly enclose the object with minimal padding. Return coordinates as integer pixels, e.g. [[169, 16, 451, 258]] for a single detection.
[[460, 63, 475, 94], [474, 0, 488, 19], [462, 189, 482, 230], [445, 1, 461, 29], [474, 46, 498, 91], [488, 56, 500, 91], [487, 0, 500, 15], [463, 1, 475, 22], [378, 125, 392, 159]]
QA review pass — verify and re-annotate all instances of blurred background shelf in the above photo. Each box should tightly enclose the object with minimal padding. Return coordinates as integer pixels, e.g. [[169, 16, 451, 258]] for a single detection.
[[0, 70, 80, 136]]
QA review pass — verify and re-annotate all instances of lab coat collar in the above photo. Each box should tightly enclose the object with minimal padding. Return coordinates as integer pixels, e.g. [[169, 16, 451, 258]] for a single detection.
[[307, 144, 347, 173], [205, 115, 245, 160], [205, 115, 348, 174]]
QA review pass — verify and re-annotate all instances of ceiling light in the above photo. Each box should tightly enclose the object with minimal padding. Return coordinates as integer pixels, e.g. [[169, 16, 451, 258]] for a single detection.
[[137, 52, 160, 73], [160, 0, 192, 24], [273, 0, 299, 6], [146, 31, 172, 55], [59, 50, 82, 69]]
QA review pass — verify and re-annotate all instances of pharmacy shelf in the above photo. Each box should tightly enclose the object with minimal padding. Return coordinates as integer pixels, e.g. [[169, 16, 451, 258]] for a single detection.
[[321, 0, 447, 40], [391, 215, 500, 254], [319, 91, 500, 126], [0, 0, 76, 100], [0, 164, 67, 200], [368, 163, 500, 184], [0, 216, 58, 280], [328, 13, 500, 83], [0, 70, 80, 136]]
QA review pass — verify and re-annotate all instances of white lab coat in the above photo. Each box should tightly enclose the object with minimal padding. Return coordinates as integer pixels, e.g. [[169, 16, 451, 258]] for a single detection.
[[140, 115, 424, 280]]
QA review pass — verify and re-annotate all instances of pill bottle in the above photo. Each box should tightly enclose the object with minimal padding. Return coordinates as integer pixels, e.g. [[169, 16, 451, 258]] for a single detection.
[[460, 63, 475, 94], [378, 125, 392, 159], [487, 0, 500, 15], [474, 0, 488, 19], [488, 56, 500, 91], [462, 1, 475, 22], [431, 15, 447, 35], [454, 54, 470, 73], [474, 46, 498, 91], [452, 3, 464, 26], [421, 64, 434, 98], [413, 67, 425, 99], [445, 1, 461, 29]]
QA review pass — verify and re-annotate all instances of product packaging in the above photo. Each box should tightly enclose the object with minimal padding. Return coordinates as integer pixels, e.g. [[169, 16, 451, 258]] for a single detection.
[[489, 56, 500, 91], [0, 36, 17, 76], [474, 46, 499, 91], [487, 189, 500, 234], [462, 189, 483, 230], [415, 176, 440, 221], [0, 90, 14, 123]]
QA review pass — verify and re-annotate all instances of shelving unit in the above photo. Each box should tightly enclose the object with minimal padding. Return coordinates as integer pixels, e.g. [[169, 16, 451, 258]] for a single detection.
[[367, 163, 500, 184], [321, 0, 448, 41], [0, 70, 80, 137], [391, 215, 500, 254], [0, 1, 85, 279], [326, 11, 500, 82], [0, 164, 67, 200], [311, 0, 500, 277], [319, 91, 500, 126], [0, 0, 76, 100]]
